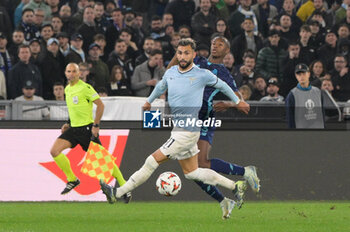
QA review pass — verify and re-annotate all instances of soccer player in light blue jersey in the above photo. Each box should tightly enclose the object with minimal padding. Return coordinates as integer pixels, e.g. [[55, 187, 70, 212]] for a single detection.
[[167, 36, 261, 215], [100, 38, 250, 219]]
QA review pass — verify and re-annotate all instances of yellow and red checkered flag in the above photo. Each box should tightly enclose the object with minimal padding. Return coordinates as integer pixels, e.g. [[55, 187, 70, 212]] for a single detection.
[[81, 141, 115, 182]]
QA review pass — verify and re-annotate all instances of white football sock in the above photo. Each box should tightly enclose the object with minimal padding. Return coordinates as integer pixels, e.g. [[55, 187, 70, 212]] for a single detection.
[[116, 155, 159, 198], [184, 168, 235, 190]]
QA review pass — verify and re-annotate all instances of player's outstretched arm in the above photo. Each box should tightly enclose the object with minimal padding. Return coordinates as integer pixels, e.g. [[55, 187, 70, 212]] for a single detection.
[[213, 91, 244, 112], [213, 79, 250, 114]]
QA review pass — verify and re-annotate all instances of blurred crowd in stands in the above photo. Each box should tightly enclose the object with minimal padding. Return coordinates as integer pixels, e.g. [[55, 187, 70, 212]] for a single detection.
[[1, 0, 350, 103]]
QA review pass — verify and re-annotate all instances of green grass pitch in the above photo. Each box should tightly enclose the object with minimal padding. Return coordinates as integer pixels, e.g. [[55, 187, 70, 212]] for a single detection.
[[0, 201, 349, 232]]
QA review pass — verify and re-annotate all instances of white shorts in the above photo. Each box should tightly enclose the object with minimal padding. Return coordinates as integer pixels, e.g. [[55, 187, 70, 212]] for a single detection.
[[160, 129, 200, 160]]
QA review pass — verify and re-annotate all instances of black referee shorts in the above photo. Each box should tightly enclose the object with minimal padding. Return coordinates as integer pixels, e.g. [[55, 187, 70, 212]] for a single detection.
[[59, 124, 101, 151]]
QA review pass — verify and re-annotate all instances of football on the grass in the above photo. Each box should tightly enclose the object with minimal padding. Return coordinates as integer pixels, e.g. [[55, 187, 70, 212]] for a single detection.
[[156, 172, 182, 196]]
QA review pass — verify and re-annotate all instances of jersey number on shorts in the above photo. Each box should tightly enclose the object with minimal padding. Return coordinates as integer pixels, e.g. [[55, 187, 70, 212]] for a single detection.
[[163, 138, 175, 148]]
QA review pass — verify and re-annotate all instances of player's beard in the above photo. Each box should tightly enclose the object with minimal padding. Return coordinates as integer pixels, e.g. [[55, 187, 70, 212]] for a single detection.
[[179, 60, 192, 70]]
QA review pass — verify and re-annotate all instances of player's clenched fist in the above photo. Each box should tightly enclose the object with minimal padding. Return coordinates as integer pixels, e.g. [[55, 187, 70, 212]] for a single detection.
[[143, 102, 151, 111], [236, 101, 250, 115]]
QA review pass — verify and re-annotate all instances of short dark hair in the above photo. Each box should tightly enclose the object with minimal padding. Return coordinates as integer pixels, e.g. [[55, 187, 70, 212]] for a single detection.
[[335, 54, 347, 61], [18, 44, 30, 54], [112, 8, 122, 14], [144, 37, 154, 42], [177, 38, 196, 50], [211, 35, 230, 49], [120, 28, 132, 35], [288, 41, 300, 47], [53, 81, 64, 87], [338, 23, 350, 30], [94, 2, 104, 7], [151, 15, 161, 22], [93, 33, 106, 41], [41, 24, 53, 31], [22, 8, 34, 16], [300, 24, 311, 32], [243, 16, 254, 23], [115, 39, 126, 45], [179, 25, 191, 32], [150, 49, 163, 56], [13, 29, 24, 34], [83, 5, 94, 14], [243, 52, 255, 60]]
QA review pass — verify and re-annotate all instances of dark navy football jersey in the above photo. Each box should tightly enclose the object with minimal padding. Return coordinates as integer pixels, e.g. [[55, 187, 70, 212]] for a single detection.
[[194, 56, 239, 120]]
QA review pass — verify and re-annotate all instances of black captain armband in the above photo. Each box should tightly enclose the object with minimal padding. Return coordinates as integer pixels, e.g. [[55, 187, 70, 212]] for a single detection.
[[93, 124, 100, 128]]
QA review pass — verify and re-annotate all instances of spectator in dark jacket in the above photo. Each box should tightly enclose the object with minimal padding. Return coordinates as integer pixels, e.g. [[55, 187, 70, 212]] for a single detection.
[[191, 0, 217, 46], [223, 52, 242, 87], [330, 54, 350, 101], [65, 33, 86, 65], [17, 8, 40, 43], [308, 20, 325, 49], [231, 17, 263, 65], [8, 45, 42, 99], [164, 0, 195, 30], [107, 39, 134, 83], [94, 2, 111, 34], [256, 29, 288, 80], [298, 24, 316, 65], [8, 30, 25, 65], [239, 52, 260, 88], [59, 5, 76, 36], [78, 6, 104, 54], [135, 37, 154, 66], [107, 65, 132, 96], [317, 28, 338, 71], [87, 43, 110, 90], [0, 33, 13, 80], [278, 14, 299, 43], [336, 37, 350, 63], [39, 38, 65, 99], [105, 8, 125, 56], [250, 76, 267, 100], [281, 41, 311, 96], [119, 28, 139, 63], [252, 0, 278, 38], [309, 59, 326, 88], [0, 6, 13, 41], [275, 0, 303, 37], [228, 0, 258, 39]]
